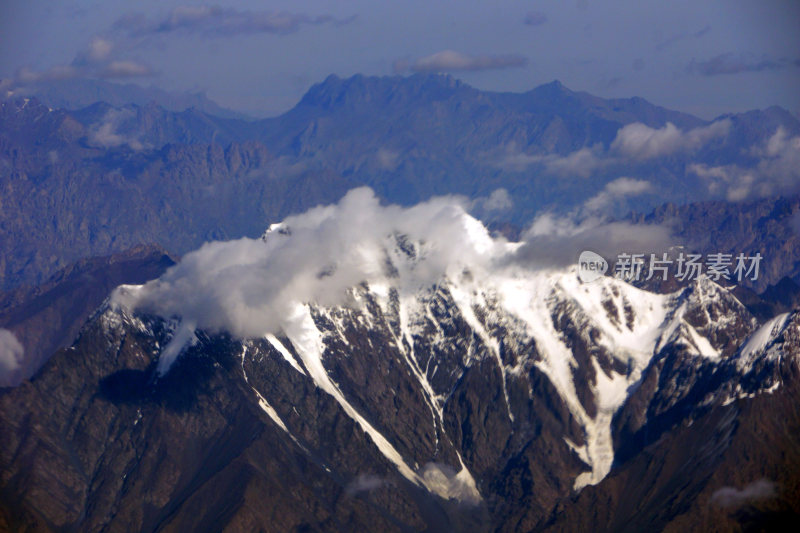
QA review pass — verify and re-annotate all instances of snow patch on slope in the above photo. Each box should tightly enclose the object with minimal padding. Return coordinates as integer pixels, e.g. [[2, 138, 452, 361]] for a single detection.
[[282, 303, 482, 503], [737, 313, 791, 371], [108, 187, 754, 494]]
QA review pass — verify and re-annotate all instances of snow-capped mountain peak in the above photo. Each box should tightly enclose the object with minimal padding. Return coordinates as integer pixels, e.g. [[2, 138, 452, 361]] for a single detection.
[[106, 191, 780, 497]]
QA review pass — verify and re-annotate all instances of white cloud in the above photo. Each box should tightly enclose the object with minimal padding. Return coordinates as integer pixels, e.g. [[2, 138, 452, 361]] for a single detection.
[[584, 177, 652, 212], [87, 37, 114, 62], [495, 149, 543, 173], [604, 177, 652, 196], [544, 146, 604, 177], [494, 120, 729, 177], [690, 127, 800, 201], [513, 212, 674, 269], [9, 36, 154, 89], [15, 65, 79, 84], [689, 163, 751, 201], [0, 328, 24, 381], [471, 188, 513, 214], [346, 474, 386, 495], [112, 187, 504, 372], [610, 120, 730, 159], [88, 108, 145, 150], [112, 187, 676, 374], [394, 50, 527, 73], [711, 479, 776, 508], [99, 60, 153, 79], [496, 143, 604, 177], [72, 36, 114, 66]]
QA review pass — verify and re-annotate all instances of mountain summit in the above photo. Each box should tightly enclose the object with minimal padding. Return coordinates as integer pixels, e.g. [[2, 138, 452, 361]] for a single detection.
[[2, 191, 798, 531]]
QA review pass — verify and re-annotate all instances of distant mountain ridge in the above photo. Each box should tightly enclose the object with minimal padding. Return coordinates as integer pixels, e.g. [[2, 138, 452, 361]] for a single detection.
[[3, 77, 250, 119], [1, 74, 799, 292]]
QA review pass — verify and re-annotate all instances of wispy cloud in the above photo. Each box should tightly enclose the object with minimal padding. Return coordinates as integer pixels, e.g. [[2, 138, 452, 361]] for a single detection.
[[394, 50, 527, 74], [711, 480, 776, 508], [99, 60, 154, 79], [583, 177, 652, 213], [470, 188, 514, 218], [6, 36, 154, 89], [495, 120, 731, 176], [346, 474, 387, 495], [73, 36, 114, 65], [511, 210, 674, 269], [610, 120, 730, 159], [111, 186, 677, 375], [510, 176, 670, 268], [88, 108, 146, 150], [14, 65, 80, 84], [545, 146, 605, 177], [687, 52, 800, 76], [495, 143, 605, 177], [690, 127, 800, 201], [6, 4, 353, 91], [0, 329, 24, 384], [114, 5, 355, 37], [480, 188, 513, 212], [375, 148, 400, 171]]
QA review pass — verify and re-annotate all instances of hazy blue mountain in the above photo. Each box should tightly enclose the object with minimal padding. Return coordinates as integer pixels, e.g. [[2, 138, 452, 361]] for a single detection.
[[254, 74, 713, 207], [4, 77, 250, 119], [2, 74, 800, 532], [2, 74, 799, 291]]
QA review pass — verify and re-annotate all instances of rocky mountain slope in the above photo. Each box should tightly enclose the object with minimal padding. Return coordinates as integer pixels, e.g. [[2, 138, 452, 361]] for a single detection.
[[636, 196, 800, 292], [0, 244, 175, 386], [1, 201, 797, 531]]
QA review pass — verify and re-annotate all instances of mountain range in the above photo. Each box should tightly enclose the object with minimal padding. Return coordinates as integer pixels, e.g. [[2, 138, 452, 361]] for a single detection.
[[2, 74, 799, 291], [1, 74, 800, 532], [1, 204, 798, 531], [3, 77, 249, 119]]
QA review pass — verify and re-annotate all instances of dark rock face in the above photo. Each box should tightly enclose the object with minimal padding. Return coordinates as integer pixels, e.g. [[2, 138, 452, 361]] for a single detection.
[[1, 269, 798, 531], [542, 313, 800, 532], [641, 196, 800, 292], [0, 244, 176, 386]]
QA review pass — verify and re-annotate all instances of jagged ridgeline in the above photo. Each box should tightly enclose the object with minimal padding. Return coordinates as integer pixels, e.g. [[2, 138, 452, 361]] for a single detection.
[[3, 74, 799, 293], [2, 188, 798, 531]]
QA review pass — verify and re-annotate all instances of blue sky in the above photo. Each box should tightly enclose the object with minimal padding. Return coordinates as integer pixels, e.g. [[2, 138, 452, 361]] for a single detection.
[[1, 0, 798, 118]]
